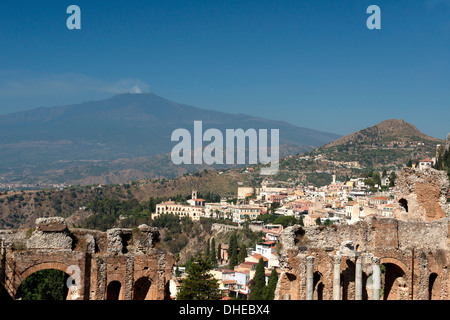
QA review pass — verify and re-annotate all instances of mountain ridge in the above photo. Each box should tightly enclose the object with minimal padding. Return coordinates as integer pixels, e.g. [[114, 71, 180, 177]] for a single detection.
[[323, 119, 442, 148], [0, 92, 341, 185]]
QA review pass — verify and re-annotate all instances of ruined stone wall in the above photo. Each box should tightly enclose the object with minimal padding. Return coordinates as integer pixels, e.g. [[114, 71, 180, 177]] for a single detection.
[[275, 216, 449, 300], [0, 218, 174, 300], [393, 167, 449, 222]]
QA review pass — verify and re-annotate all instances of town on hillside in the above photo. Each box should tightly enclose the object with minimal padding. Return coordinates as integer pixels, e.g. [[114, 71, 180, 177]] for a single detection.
[[165, 156, 449, 299]]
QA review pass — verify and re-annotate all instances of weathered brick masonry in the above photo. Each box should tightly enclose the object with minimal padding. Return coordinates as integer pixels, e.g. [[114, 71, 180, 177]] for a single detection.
[[0, 217, 174, 300], [275, 168, 450, 300]]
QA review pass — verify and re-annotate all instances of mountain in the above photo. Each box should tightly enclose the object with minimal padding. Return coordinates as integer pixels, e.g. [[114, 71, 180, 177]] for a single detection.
[[0, 92, 340, 185], [269, 119, 444, 185], [313, 119, 442, 168], [323, 119, 441, 149]]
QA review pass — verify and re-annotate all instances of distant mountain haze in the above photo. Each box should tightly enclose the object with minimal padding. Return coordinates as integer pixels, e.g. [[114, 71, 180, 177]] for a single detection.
[[0, 92, 341, 184]]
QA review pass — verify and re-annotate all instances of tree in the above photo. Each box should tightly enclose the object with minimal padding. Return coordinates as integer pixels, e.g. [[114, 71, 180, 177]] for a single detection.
[[249, 257, 266, 300], [228, 232, 239, 269], [206, 238, 210, 257], [273, 215, 302, 228], [407, 159, 413, 167], [263, 269, 278, 300], [19, 269, 68, 300], [177, 254, 221, 300], [238, 243, 247, 264], [373, 172, 381, 186], [389, 171, 397, 187], [210, 238, 217, 265], [315, 217, 322, 226], [217, 243, 222, 264]]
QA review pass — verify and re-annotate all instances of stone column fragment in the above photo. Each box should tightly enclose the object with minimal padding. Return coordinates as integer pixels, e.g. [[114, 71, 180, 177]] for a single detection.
[[333, 254, 341, 300], [372, 257, 381, 300], [355, 255, 362, 300], [306, 256, 314, 300]]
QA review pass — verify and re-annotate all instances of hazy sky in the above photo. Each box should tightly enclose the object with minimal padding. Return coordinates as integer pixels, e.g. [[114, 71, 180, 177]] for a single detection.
[[0, 0, 449, 138]]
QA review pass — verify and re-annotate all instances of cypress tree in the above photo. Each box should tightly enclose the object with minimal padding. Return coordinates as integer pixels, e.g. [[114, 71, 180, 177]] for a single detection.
[[228, 232, 238, 268], [210, 238, 217, 265], [217, 243, 222, 264], [263, 268, 278, 300], [249, 257, 266, 300], [407, 159, 413, 167], [238, 243, 247, 264], [315, 217, 322, 226], [206, 238, 210, 257]]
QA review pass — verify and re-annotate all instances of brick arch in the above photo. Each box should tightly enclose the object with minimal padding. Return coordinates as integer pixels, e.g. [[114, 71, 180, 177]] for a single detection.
[[15, 262, 76, 299], [106, 280, 123, 300], [313, 271, 325, 300], [379, 257, 409, 300], [105, 274, 126, 300], [134, 270, 154, 282], [133, 276, 152, 300], [20, 262, 71, 280], [379, 257, 408, 274]]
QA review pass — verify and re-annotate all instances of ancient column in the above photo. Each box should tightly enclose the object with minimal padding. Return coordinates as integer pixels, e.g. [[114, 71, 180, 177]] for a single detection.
[[355, 254, 362, 300], [372, 257, 381, 300], [306, 256, 315, 300], [333, 254, 341, 300]]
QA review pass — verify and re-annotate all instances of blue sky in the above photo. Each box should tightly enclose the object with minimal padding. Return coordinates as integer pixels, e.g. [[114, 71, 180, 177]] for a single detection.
[[0, 0, 449, 138]]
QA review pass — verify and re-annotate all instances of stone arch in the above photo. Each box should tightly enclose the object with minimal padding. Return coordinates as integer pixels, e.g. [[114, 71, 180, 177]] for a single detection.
[[341, 259, 355, 300], [19, 262, 71, 282], [106, 280, 122, 300], [381, 261, 407, 300], [313, 271, 325, 300], [15, 262, 77, 300], [15, 262, 75, 300], [380, 257, 408, 274], [133, 276, 152, 300], [428, 273, 439, 300]]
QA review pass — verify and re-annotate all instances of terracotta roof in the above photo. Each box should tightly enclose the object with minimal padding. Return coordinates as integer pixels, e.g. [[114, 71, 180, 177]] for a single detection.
[[220, 268, 235, 274], [251, 253, 269, 262]]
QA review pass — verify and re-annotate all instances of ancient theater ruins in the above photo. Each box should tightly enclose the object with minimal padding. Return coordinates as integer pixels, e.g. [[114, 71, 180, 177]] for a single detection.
[[0, 217, 174, 300], [275, 167, 450, 300]]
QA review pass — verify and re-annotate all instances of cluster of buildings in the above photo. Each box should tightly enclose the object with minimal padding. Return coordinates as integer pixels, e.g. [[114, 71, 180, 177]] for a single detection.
[[170, 224, 283, 299], [153, 159, 439, 228], [153, 173, 398, 228], [152, 190, 267, 223], [0, 182, 67, 191], [161, 157, 444, 299]]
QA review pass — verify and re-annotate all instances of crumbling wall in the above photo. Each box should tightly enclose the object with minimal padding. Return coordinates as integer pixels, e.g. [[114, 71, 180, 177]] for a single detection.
[[393, 167, 449, 222], [0, 218, 173, 300], [26, 217, 72, 250], [276, 215, 449, 300]]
